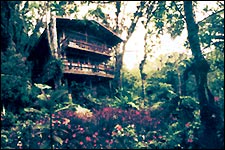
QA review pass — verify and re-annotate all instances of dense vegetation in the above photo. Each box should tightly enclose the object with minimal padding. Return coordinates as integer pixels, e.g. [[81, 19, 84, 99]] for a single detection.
[[1, 1, 224, 149]]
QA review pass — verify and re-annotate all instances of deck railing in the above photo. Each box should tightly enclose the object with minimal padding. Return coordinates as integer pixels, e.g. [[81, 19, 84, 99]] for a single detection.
[[62, 59, 114, 78], [68, 39, 111, 54], [60, 34, 112, 55]]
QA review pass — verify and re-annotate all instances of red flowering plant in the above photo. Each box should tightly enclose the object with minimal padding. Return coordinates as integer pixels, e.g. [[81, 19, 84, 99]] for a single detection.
[[2, 105, 162, 149], [48, 106, 158, 149], [43, 107, 112, 149], [91, 107, 155, 131], [89, 107, 163, 149], [45, 109, 90, 149]]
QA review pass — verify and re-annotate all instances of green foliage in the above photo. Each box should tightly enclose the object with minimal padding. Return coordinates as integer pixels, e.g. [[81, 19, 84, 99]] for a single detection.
[[113, 88, 140, 110], [166, 1, 185, 38], [111, 124, 147, 149], [22, 83, 70, 149], [88, 6, 106, 20], [1, 50, 31, 114], [50, 1, 78, 17], [148, 94, 201, 148], [1, 113, 22, 149], [146, 79, 176, 102], [34, 83, 52, 90], [121, 69, 142, 94], [206, 48, 224, 144], [143, 58, 202, 148], [33, 83, 69, 112], [198, 5, 224, 52], [152, 1, 166, 34], [1, 111, 19, 130], [70, 81, 105, 110]]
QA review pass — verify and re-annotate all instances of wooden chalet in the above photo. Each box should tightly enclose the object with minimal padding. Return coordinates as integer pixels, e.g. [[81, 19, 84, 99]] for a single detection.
[[28, 17, 123, 97]]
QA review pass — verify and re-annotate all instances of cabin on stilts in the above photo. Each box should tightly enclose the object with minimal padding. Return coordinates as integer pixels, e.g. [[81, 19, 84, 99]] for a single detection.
[[28, 17, 123, 99]]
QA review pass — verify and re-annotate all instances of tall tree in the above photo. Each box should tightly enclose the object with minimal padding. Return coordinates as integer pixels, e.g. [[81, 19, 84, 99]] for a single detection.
[[1, 1, 37, 113], [45, 2, 61, 89], [139, 1, 159, 99], [143, 1, 223, 148], [183, 1, 222, 148]]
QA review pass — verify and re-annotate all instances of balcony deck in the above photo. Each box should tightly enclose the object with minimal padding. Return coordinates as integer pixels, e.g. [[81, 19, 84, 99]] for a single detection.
[[62, 60, 114, 79], [68, 40, 111, 57]]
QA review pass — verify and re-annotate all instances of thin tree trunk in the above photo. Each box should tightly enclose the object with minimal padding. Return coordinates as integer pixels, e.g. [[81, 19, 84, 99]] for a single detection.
[[177, 71, 182, 96], [114, 41, 126, 89], [138, 1, 157, 100], [114, 1, 146, 89], [46, 2, 61, 89], [139, 33, 147, 99], [183, 1, 222, 148], [113, 1, 122, 89], [114, 54, 122, 89], [46, 3, 58, 59]]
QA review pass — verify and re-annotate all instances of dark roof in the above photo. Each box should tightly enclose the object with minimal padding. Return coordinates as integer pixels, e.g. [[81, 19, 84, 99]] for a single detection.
[[56, 17, 123, 46]]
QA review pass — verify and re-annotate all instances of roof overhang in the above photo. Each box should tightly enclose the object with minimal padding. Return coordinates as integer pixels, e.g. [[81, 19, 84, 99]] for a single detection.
[[56, 17, 123, 47]]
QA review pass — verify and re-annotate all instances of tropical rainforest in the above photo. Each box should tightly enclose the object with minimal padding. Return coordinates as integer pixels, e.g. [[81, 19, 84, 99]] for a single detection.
[[1, 1, 224, 149]]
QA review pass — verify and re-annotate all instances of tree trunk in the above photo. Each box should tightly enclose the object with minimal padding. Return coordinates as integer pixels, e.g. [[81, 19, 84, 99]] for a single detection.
[[114, 51, 123, 89], [139, 59, 146, 99], [183, 1, 222, 148], [46, 2, 61, 89], [114, 41, 127, 89], [139, 33, 148, 99], [138, 1, 157, 101], [46, 3, 58, 59], [113, 1, 122, 89]]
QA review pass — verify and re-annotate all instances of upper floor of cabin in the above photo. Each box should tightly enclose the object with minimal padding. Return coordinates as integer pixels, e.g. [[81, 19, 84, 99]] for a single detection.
[[56, 17, 123, 58]]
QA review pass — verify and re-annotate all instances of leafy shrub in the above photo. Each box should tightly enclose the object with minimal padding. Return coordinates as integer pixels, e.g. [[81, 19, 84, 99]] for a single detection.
[[112, 88, 140, 110], [1, 50, 31, 114]]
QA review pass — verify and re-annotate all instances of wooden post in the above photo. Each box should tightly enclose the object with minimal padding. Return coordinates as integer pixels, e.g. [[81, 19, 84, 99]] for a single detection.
[[67, 78, 73, 104], [109, 80, 112, 97]]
